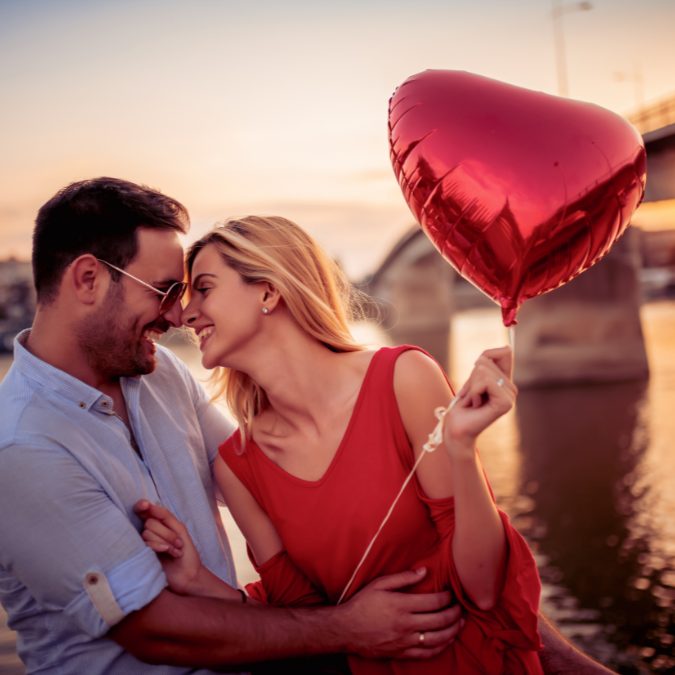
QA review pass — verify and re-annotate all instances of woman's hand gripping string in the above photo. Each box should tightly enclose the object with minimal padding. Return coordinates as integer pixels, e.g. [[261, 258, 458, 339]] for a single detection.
[[442, 346, 517, 459]]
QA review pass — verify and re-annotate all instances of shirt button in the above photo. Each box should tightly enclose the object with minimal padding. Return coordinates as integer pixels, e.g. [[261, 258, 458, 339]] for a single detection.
[[85, 572, 99, 586], [78, 402, 86, 409]]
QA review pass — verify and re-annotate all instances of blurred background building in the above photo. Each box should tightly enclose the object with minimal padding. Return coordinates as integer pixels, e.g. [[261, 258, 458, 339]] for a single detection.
[[0, 259, 34, 352]]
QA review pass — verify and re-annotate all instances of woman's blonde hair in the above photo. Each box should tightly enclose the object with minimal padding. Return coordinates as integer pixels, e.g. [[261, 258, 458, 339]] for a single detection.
[[186, 215, 365, 438]]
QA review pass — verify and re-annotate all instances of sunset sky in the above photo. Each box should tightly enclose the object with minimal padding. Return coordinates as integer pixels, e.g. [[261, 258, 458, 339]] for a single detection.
[[1, 0, 674, 277]]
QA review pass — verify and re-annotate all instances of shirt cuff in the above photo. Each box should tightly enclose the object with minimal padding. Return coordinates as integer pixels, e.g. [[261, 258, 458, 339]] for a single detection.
[[64, 546, 168, 638]]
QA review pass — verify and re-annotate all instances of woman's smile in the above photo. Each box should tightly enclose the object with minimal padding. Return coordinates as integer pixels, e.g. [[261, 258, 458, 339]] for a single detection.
[[197, 325, 215, 350]]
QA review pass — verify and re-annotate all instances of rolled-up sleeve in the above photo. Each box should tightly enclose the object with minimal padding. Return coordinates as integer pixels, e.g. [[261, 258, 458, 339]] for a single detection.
[[0, 444, 167, 638]]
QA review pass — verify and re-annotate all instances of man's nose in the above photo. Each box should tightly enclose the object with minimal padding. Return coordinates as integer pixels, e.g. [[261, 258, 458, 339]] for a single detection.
[[163, 299, 184, 328]]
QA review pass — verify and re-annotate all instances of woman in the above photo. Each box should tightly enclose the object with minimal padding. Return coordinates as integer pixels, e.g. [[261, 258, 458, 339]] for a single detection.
[[140, 215, 543, 673]]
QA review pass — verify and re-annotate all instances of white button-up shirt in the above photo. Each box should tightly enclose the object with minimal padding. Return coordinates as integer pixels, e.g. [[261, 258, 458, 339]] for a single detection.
[[0, 331, 241, 674]]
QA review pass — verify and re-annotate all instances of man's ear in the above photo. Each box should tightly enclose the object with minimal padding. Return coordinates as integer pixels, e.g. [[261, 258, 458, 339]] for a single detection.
[[68, 255, 109, 305]]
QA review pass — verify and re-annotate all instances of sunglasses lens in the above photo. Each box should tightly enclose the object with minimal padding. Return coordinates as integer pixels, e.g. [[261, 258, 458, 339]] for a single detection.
[[159, 283, 186, 314]]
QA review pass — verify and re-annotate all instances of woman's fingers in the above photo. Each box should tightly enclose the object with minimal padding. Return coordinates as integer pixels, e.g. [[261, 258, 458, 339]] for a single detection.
[[143, 517, 184, 548], [479, 345, 513, 379], [456, 347, 516, 404], [470, 392, 483, 409], [458, 371, 515, 414], [474, 354, 515, 390], [135, 501, 186, 531], [141, 517, 184, 558], [443, 347, 517, 449], [141, 530, 182, 557], [135, 501, 191, 546], [458, 368, 514, 405]]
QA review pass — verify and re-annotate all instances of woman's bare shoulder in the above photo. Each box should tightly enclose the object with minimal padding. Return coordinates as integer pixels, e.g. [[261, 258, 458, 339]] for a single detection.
[[393, 347, 442, 385]]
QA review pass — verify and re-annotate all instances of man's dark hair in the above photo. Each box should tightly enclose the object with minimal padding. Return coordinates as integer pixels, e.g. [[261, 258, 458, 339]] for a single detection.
[[32, 177, 189, 303]]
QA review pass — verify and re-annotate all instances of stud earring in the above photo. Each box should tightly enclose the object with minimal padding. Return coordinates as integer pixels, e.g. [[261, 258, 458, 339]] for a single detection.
[[261, 307, 270, 315]]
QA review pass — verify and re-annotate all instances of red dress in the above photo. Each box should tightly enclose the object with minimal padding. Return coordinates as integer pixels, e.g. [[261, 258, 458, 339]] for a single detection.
[[220, 346, 543, 674]]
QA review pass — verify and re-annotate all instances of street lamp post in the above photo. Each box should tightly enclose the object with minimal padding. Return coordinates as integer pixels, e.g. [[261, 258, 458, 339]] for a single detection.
[[552, 0, 593, 97]]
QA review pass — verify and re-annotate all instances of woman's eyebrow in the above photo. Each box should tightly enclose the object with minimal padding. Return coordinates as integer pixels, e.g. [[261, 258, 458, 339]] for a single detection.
[[191, 273, 217, 285]]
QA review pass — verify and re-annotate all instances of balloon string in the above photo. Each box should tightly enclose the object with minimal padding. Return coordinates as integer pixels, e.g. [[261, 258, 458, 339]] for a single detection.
[[336, 397, 459, 605], [508, 325, 516, 379]]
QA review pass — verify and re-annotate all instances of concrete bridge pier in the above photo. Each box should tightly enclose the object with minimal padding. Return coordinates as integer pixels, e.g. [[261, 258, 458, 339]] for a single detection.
[[513, 227, 649, 386]]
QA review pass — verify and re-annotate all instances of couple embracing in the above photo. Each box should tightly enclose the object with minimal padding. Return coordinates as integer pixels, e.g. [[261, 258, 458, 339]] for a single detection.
[[0, 177, 611, 674]]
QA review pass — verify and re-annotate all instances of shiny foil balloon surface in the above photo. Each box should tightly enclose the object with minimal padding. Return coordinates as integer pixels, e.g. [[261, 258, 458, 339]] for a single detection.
[[388, 70, 647, 325]]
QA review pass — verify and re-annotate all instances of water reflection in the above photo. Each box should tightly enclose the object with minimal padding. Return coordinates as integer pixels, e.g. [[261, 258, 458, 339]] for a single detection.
[[514, 380, 674, 673]]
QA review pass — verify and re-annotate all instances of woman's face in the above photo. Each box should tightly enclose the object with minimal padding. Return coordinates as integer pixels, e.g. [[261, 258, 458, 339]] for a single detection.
[[182, 244, 264, 369]]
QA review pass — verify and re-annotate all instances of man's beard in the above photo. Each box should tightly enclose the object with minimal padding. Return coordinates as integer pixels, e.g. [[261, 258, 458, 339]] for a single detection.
[[76, 284, 169, 379]]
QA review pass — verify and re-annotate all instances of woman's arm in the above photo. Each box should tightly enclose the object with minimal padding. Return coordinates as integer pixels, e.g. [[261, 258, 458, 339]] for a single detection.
[[136, 500, 243, 602], [215, 454, 333, 608], [213, 454, 285, 567], [394, 347, 516, 610], [138, 452, 286, 600]]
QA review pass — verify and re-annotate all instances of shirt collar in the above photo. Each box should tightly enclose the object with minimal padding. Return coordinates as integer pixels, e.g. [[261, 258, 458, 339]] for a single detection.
[[13, 329, 127, 412]]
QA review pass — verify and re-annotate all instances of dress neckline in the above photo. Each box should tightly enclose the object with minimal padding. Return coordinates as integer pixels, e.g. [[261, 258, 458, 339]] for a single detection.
[[247, 348, 383, 487]]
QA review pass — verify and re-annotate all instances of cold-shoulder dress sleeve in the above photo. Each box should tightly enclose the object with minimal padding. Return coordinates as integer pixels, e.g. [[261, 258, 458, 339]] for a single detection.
[[417, 491, 543, 672], [244, 548, 327, 607]]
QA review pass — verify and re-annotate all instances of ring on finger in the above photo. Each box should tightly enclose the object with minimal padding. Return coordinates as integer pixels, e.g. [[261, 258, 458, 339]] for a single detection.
[[418, 631, 425, 645]]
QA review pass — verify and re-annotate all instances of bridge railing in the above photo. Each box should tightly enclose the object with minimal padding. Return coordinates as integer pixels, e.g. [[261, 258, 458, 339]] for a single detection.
[[629, 94, 675, 134]]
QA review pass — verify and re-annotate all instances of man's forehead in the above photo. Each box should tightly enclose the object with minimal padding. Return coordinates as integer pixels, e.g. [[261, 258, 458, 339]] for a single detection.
[[132, 228, 185, 279]]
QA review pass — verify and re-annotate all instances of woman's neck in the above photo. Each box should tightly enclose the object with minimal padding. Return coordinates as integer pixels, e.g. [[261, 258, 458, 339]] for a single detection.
[[236, 319, 363, 436]]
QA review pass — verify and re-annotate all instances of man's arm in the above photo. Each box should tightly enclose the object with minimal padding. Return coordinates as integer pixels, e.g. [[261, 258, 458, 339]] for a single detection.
[[110, 569, 462, 666], [539, 612, 616, 674], [0, 444, 170, 639]]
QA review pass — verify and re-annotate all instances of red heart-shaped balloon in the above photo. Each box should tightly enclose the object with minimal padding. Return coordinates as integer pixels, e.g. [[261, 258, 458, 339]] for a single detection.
[[388, 70, 646, 325]]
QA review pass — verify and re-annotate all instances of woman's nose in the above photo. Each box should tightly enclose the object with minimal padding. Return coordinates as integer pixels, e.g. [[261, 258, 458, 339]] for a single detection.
[[181, 299, 198, 326]]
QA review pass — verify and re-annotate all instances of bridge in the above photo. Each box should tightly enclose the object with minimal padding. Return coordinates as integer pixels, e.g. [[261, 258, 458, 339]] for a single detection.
[[362, 98, 675, 385]]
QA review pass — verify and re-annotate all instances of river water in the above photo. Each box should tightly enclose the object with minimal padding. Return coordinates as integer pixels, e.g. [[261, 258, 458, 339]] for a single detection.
[[0, 301, 673, 674], [447, 302, 675, 674]]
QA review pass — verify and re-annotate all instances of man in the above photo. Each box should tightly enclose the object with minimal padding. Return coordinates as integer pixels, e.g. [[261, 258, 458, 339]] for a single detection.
[[0, 177, 613, 674], [0, 177, 457, 673]]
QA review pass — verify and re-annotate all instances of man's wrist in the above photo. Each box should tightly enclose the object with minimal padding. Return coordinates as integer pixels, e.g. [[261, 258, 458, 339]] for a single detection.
[[307, 604, 353, 654]]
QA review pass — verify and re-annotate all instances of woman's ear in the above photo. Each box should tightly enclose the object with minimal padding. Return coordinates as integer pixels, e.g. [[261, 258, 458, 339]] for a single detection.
[[260, 282, 281, 313], [69, 255, 108, 305]]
